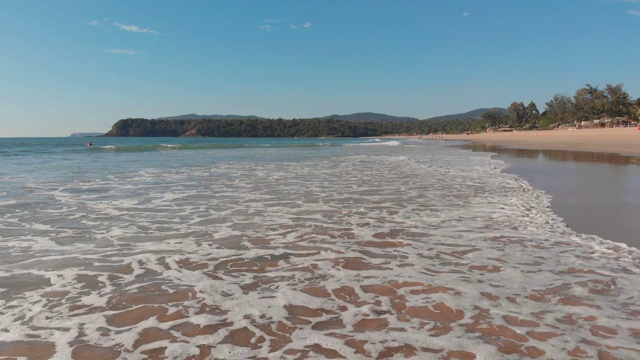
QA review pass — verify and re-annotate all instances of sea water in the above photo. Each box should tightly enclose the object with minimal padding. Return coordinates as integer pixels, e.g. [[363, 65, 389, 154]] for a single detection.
[[0, 137, 638, 359]]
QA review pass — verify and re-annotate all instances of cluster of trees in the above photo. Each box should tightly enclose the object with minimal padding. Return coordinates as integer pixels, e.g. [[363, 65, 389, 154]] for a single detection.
[[482, 83, 638, 131], [545, 84, 637, 124]]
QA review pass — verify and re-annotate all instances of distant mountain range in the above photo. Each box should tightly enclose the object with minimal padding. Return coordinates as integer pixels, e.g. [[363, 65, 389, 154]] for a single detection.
[[425, 108, 507, 121], [317, 112, 420, 122], [155, 108, 506, 123]]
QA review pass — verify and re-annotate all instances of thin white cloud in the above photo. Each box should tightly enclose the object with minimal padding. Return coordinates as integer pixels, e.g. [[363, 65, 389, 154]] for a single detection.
[[89, 20, 100, 26], [289, 21, 312, 30], [628, 9, 640, 16], [113, 22, 159, 35], [259, 25, 279, 31], [259, 18, 284, 31], [462, 12, 469, 17], [105, 48, 141, 55], [260, 18, 310, 31]]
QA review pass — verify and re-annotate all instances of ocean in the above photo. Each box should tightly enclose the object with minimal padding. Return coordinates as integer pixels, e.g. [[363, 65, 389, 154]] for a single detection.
[[0, 137, 638, 359]]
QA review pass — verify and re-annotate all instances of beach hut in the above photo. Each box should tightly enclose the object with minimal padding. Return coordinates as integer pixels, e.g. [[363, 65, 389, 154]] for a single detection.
[[615, 118, 634, 127]]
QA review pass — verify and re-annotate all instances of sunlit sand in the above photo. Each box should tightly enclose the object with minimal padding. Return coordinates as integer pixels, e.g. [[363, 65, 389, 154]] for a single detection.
[[444, 127, 640, 156]]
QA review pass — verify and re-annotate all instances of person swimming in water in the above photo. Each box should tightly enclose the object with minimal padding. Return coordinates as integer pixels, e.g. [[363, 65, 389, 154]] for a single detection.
[[87, 142, 93, 147]]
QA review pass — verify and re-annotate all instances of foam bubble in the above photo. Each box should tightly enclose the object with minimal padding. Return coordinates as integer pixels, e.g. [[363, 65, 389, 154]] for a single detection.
[[348, 140, 402, 146]]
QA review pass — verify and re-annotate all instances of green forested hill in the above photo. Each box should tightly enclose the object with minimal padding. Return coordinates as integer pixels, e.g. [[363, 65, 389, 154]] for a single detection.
[[317, 113, 420, 122], [103, 117, 482, 137]]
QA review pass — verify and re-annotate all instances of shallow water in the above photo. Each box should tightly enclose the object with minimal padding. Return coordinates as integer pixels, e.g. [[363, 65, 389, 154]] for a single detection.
[[458, 143, 640, 249], [0, 137, 639, 359]]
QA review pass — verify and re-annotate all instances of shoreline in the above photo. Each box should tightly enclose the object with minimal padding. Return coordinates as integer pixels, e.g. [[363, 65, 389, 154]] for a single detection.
[[457, 143, 640, 250], [444, 127, 640, 156], [411, 128, 640, 249], [385, 127, 640, 156]]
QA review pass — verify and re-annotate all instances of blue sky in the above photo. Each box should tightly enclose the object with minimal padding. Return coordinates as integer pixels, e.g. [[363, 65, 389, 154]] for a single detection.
[[2, 0, 640, 137]]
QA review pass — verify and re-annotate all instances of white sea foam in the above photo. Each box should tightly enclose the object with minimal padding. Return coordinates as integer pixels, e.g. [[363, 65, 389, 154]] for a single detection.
[[158, 144, 181, 149], [349, 140, 402, 146], [0, 141, 638, 359]]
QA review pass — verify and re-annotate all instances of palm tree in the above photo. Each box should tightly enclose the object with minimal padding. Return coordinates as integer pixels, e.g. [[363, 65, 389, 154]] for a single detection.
[[631, 98, 640, 121]]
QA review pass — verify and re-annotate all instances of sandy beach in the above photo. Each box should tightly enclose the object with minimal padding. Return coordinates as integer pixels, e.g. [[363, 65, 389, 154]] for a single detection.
[[444, 127, 640, 156]]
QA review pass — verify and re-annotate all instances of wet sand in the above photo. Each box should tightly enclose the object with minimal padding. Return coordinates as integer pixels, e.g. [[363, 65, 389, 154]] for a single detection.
[[448, 140, 640, 250]]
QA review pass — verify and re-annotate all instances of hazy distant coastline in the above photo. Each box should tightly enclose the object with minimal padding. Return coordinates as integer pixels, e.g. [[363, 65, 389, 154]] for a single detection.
[[69, 132, 104, 137]]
